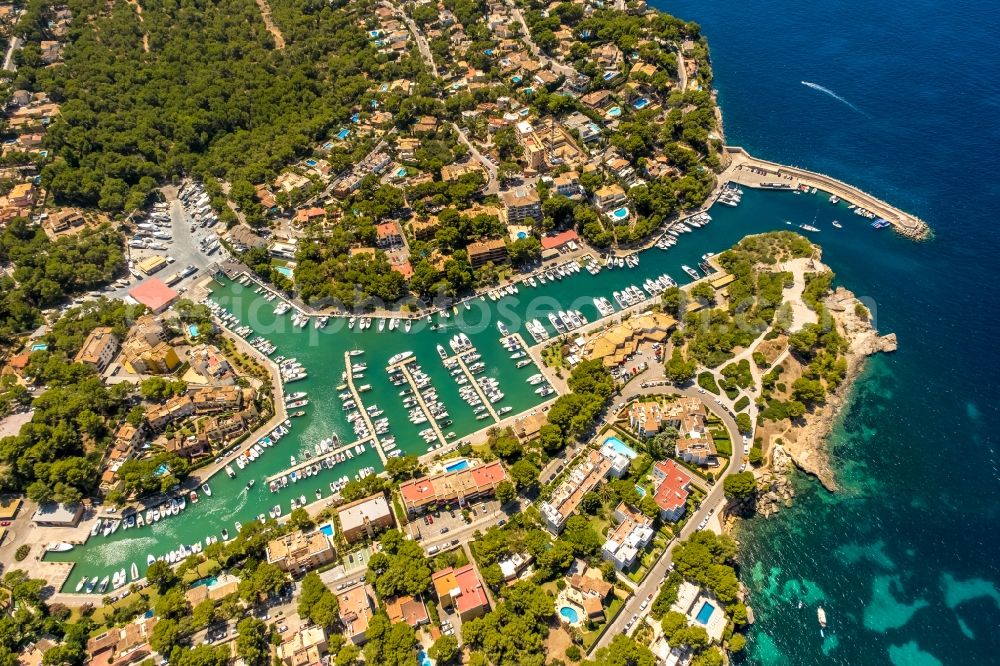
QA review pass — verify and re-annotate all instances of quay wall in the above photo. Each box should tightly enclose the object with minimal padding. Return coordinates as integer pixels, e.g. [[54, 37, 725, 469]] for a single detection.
[[723, 146, 930, 239]]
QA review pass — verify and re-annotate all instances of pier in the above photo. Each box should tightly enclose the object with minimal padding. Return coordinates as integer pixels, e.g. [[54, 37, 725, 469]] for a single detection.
[[344, 352, 388, 464], [392, 357, 448, 447], [447, 352, 500, 423], [263, 437, 374, 484], [723, 146, 930, 239]]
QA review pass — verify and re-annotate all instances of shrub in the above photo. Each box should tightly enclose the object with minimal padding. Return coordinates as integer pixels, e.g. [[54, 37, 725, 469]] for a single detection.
[[733, 396, 750, 412], [15, 545, 29, 561], [697, 372, 720, 395], [565, 645, 582, 662]]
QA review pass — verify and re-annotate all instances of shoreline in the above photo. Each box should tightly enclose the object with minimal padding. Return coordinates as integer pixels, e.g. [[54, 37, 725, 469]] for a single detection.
[[722, 147, 930, 240], [750, 282, 896, 505]]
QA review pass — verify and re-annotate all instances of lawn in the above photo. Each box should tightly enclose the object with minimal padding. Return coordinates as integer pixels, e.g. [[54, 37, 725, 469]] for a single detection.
[[581, 595, 626, 649]]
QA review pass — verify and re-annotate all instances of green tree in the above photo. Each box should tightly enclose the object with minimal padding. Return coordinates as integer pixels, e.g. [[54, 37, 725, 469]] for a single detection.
[[723, 471, 756, 501], [298, 572, 340, 630], [428, 635, 460, 665], [235, 618, 271, 666], [664, 349, 697, 384], [735, 412, 753, 433], [495, 480, 516, 506]]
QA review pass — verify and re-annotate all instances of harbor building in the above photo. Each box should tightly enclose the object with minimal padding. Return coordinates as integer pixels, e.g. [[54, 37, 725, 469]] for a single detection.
[[432, 564, 491, 621], [540, 449, 612, 534], [337, 583, 377, 645], [398, 461, 507, 515], [265, 528, 335, 575], [74, 327, 119, 372], [652, 459, 693, 522], [602, 502, 655, 570], [336, 492, 395, 543]]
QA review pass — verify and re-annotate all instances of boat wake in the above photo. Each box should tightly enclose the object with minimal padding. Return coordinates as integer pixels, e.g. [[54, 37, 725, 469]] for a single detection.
[[801, 81, 866, 115]]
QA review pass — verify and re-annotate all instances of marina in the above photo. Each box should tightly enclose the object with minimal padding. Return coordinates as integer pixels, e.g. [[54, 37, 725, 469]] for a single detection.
[[42, 186, 901, 592]]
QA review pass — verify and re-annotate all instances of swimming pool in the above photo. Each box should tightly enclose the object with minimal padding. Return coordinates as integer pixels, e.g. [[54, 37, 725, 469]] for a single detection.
[[516, 231, 528, 239], [633, 98, 649, 110], [602, 71, 617, 81], [395, 167, 408, 178], [559, 606, 580, 623], [323, 141, 334, 150], [607, 106, 622, 118], [603, 435, 638, 459], [695, 601, 715, 625], [635, 485, 646, 497], [187, 324, 200, 338], [511, 75, 522, 84], [445, 459, 469, 473], [319, 523, 334, 537], [417, 650, 433, 666], [30, 343, 48, 352], [351, 113, 360, 123], [189, 576, 218, 589], [336, 128, 350, 140], [611, 206, 629, 220], [305, 159, 317, 167], [275, 266, 293, 279]]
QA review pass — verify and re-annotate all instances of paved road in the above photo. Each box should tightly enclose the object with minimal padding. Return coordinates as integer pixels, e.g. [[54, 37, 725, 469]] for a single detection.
[[2, 35, 21, 72], [396, 3, 439, 78], [590, 379, 745, 653], [452, 123, 499, 195], [511, 7, 577, 79]]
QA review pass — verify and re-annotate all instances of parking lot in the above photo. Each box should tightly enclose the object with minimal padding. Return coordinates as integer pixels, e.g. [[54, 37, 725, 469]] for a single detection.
[[406, 498, 502, 544]]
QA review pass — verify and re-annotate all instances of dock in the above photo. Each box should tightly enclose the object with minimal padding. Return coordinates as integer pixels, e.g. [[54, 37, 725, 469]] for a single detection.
[[344, 352, 388, 464], [723, 146, 930, 239], [446, 352, 500, 423], [392, 357, 448, 447], [264, 436, 374, 484]]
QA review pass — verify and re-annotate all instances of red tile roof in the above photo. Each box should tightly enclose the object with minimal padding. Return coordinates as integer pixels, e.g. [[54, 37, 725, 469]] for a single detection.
[[128, 279, 179, 312], [653, 460, 692, 513], [540, 229, 579, 250]]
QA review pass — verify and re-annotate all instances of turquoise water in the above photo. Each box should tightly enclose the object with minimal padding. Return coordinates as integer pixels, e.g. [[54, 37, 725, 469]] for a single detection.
[[319, 523, 334, 537], [274, 266, 293, 279], [418, 650, 433, 666], [696, 601, 716, 625], [444, 459, 469, 472], [48, 185, 918, 592], [657, 0, 1000, 663], [559, 606, 580, 623]]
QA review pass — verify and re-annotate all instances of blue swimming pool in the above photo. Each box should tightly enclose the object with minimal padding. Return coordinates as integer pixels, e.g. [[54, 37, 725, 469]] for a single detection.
[[516, 231, 528, 239], [275, 266, 293, 279], [187, 324, 199, 338], [189, 576, 218, 589], [633, 98, 649, 110], [603, 435, 638, 459], [607, 106, 622, 118], [418, 650, 433, 666], [336, 128, 350, 140], [445, 459, 469, 472], [319, 524, 334, 537], [305, 159, 317, 167], [396, 167, 407, 178], [559, 606, 580, 623], [695, 601, 715, 624], [635, 485, 646, 497], [611, 206, 629, 220], [351, 113, 360, 123], [30, 343, 48, 352], [511, 75, 522, 84]]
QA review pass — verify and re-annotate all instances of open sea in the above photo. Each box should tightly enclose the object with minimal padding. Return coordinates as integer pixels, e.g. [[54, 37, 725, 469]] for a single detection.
[[653, 0, 1000, 663], [47, 4, 1000, 662]]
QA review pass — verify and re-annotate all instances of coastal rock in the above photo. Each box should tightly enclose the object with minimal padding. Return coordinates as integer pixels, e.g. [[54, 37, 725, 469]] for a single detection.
[[779, 284, 897, 492]]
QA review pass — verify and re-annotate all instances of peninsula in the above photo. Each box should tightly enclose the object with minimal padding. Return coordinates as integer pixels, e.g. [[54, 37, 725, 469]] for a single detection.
[[0, 0, 915, 664]]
